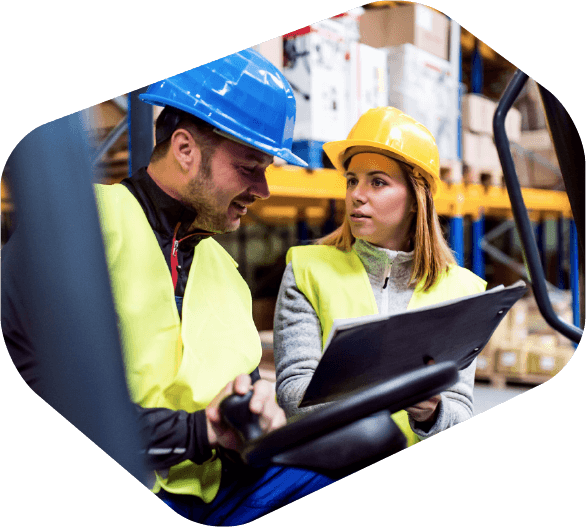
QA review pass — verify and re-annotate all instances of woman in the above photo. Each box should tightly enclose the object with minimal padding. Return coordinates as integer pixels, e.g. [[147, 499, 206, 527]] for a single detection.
[[273, 107, 486, 446]]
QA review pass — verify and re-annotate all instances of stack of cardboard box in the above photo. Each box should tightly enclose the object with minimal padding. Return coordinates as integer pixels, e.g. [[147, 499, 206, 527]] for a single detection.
[[477, 292, 575, 380], [283, 19, 351, 146], [360, 4, 460, 165], [512, 128, 563, 189], [360, 3, 450, 61], [461, 93, 521, 186], [280, 13, 389, 167]]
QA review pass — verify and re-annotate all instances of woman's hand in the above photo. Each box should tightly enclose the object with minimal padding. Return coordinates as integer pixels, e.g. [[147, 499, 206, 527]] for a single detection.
[[406, 357, 441, 424], [405, 394, 441, 424]]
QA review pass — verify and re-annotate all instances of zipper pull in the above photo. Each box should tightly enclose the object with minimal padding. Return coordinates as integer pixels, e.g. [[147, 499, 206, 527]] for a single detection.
[[171, 222, 182, 293], [383, 261, 392, 289]]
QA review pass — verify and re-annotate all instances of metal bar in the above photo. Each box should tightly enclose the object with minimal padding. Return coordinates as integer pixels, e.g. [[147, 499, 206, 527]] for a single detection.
[[493, 69, 582, 344], [128, 87, 153, 177], [244, 362, 458, 466], [472, 214, 485, 279], [537, 84, 585, 256], [92, 118, 127, 167], [557, 217, 566, 290], [450, 216, 464, 267], [534, 220, 546, 271], [570, 220, 581, 330], [297, 215, 309, 245], [471, 41, 483, 94], [6, 112, 147, 484]]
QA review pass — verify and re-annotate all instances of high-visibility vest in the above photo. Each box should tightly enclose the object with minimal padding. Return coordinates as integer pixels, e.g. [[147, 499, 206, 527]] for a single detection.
[[95, 184, 261, 502], [287, 245, 486, 445]]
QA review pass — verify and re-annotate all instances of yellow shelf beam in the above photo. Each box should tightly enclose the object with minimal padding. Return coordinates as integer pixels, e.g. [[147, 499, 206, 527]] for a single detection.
[[247, 166, 573, 224]]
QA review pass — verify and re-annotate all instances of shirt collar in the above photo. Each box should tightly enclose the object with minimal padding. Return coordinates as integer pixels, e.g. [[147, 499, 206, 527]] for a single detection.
[[353, 238, 415, 284], [121, 167, 213, 245]]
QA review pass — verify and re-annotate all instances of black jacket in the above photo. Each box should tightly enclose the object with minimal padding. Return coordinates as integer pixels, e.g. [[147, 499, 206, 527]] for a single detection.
[[2, 168, 260, 470]]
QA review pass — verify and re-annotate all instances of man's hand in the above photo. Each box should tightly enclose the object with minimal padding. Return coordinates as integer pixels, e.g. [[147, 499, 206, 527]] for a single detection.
[[205, 374, 286, 452]]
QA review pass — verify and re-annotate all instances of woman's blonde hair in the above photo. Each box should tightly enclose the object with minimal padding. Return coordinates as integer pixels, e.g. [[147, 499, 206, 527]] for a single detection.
[[317, 153, 455, 291]]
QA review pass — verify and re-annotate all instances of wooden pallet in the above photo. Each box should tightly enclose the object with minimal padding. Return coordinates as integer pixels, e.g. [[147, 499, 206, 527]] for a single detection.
[[475, 371, 551, 389], [463, 165, 503, 187]]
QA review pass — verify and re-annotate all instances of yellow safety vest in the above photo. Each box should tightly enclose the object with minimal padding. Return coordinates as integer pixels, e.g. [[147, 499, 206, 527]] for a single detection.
[[95, 184, 261, 502], [287, 245, 486, 445]]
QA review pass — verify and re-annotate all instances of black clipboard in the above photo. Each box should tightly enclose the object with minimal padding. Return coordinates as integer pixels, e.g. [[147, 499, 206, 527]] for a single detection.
[[299, 281, 528, 407]]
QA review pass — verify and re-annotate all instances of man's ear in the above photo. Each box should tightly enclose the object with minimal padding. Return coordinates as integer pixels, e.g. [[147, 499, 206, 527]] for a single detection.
[[171, 127, 201, 172]]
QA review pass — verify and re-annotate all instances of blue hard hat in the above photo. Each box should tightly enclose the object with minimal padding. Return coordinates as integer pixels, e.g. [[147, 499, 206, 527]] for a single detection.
[[139, 48, 307, 167]]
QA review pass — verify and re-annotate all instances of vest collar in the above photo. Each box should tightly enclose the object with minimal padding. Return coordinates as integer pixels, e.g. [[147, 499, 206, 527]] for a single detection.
[[122, 168, 213, 245]]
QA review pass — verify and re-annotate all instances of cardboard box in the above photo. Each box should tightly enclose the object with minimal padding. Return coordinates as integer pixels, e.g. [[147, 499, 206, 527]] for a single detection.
[[461, 94, 492, 135], [483, 310, 512, 358], [360, 4, 450, 60], [462, 136, 503, 184], [505, 107, 522, 143], [461, 94, 496, 136], [462, 130, 481, 166], [386, 44, 459, 160], [478, 317, 503, 375], [526, 340, 574, 377], [529, 156, 562, 189], [495, 344, 528, 375], [478, 134, 500, 169], [331, 10, 362, 42], [461, 93, 519, 140], [519, 129, 550, 151], [556, 309, 575, 347], [254, 36, 283, 71], [475, 350, 494, 376], [509, 143, 561, 189], [525, 294, 574, 343], [345, 42, 389, 136], [507, 300, 529, 345], [283, 21, 350, 142], [510, 144, 533, 187]]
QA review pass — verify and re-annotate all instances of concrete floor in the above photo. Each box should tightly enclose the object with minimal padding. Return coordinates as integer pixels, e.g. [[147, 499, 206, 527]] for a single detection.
[[473, 383, 529, 415]]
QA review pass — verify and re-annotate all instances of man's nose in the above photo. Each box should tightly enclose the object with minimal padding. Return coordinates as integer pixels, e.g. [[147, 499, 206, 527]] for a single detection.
[[250, 172, 270, 200]]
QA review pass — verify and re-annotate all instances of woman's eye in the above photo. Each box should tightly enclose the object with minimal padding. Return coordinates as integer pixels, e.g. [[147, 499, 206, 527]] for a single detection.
[[372, 178, 386, 187], [346, 178, 357, 188]]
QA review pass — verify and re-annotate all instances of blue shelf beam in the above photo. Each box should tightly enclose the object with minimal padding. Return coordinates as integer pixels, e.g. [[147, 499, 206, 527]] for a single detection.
[[471, 214, 485, 279], [450, 216, 465, 267]]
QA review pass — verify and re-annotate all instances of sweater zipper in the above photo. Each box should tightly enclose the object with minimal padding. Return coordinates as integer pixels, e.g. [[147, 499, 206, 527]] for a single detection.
[[381, 260, 392, 314], [383, 260, 393, 289]]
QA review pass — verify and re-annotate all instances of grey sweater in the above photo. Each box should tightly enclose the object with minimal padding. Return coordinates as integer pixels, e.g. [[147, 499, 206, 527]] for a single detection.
[[273, 239, 477, 439]]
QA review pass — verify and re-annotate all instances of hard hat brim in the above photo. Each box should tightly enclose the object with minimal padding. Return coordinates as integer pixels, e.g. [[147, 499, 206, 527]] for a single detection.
[[139, 95, 308, 168], [323, 139, 438, 194]]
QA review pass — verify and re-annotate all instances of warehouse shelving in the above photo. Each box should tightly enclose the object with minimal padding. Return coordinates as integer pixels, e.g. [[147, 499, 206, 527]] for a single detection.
[[1, 4, 580, 391], [246, 164, 573, 222]]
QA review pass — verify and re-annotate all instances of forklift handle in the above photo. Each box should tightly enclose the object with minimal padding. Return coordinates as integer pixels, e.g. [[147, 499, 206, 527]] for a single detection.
[[493, 69, 582, 344]]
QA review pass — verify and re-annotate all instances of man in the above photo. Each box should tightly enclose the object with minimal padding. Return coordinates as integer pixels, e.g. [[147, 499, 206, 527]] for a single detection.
[[2, 48, 332, 525]]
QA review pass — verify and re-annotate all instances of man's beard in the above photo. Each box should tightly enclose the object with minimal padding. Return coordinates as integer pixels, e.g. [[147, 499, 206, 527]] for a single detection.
[[184, 161, 234, 234]]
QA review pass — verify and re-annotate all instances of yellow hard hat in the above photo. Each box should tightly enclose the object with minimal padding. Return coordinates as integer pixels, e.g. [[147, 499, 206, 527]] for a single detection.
[[323, 107, 440, 195]]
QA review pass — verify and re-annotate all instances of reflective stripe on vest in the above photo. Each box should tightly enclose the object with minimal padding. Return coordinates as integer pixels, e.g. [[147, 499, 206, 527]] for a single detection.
[[95, 184, 261, 501], [287, 245, 486, 446]]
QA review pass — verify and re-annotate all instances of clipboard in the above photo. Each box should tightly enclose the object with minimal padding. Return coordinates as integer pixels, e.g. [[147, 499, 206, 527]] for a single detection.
[[299, 281, 528, 407]]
